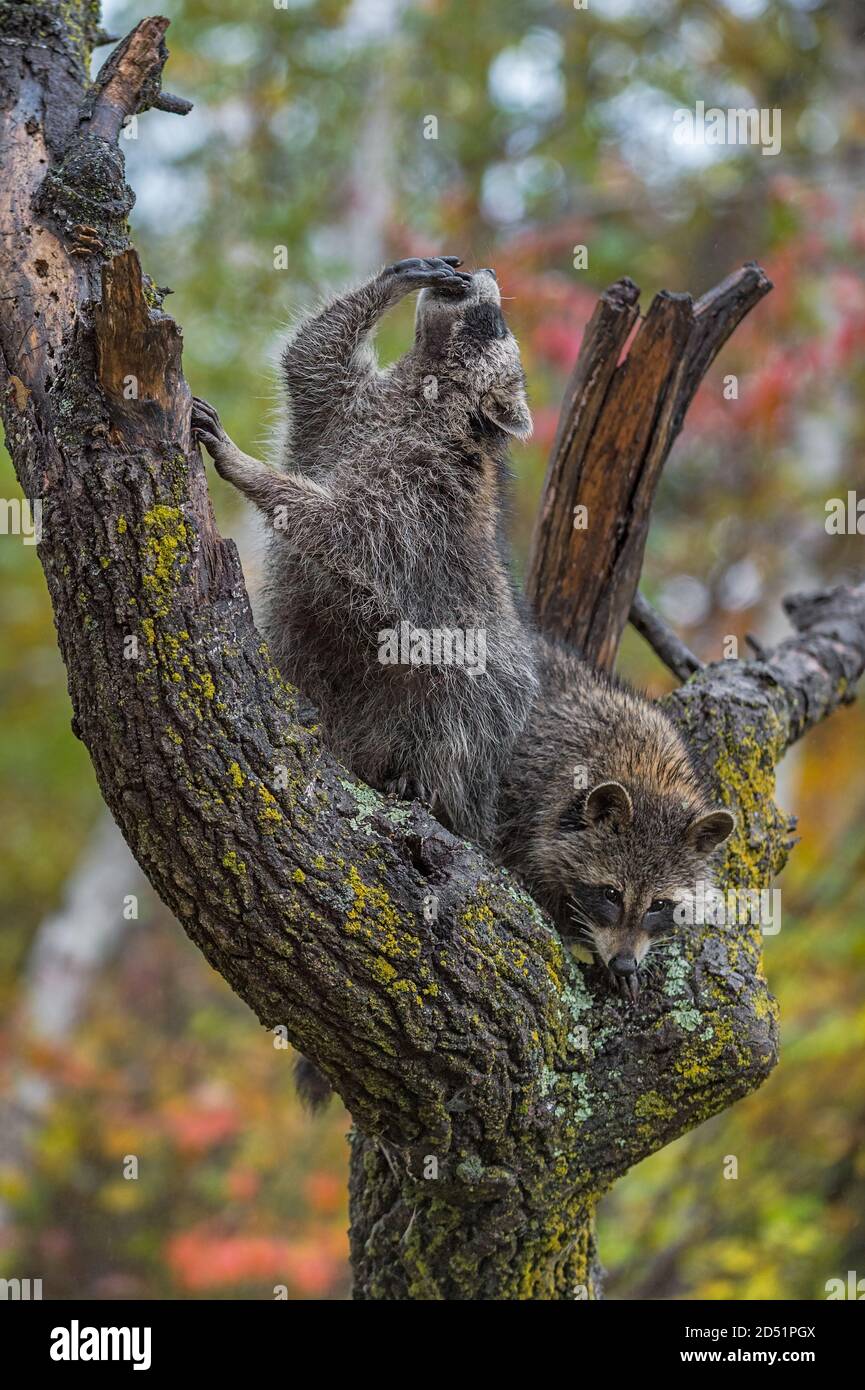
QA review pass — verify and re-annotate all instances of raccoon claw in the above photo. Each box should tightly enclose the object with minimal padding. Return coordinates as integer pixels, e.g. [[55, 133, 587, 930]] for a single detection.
[[192, 396, 222, 432], [613, 971, 641, 1005], [192, 396, 228, 456], [385, 774, 446, 813], [385, 778, 453, 833], [386, 774, 433, 805]]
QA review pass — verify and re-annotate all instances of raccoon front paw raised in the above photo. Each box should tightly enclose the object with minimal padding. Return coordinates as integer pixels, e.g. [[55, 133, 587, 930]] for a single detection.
[[192, 397, 230, 462], [383, 256, 472, 295]]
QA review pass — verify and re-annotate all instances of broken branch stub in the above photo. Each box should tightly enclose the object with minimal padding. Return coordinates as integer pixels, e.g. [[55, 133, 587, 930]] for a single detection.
[[527, 263, 772, 670], [82, 16, 191, 143], [526, 276, 640, 641]]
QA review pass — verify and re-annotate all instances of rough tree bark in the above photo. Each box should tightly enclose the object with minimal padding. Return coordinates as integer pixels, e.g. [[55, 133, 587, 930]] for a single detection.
[[1, 5, 863, 1300]]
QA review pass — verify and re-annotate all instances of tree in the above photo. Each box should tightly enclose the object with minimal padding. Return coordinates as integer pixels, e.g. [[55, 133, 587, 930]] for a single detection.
[[1, 6, 863, 1300]]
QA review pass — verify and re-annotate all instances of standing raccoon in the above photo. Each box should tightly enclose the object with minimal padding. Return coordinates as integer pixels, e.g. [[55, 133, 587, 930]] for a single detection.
[[496, 640, 735, 1001], [193, 256, 537, 848]]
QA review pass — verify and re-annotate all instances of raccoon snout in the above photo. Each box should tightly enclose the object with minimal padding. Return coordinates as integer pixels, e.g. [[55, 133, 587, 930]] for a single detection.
[[609, 952, 641, 1004]]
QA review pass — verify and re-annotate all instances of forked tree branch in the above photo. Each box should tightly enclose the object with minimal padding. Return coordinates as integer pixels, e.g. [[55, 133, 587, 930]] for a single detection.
[[1, 5, 862, 1300]]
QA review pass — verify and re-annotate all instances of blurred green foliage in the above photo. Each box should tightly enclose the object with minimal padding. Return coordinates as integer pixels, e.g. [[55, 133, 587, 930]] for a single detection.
[[1, 0, 864, 1298]]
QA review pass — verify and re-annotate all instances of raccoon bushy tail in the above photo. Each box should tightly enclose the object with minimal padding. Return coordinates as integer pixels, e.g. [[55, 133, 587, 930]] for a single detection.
[[294, 1054, 333, 1112]]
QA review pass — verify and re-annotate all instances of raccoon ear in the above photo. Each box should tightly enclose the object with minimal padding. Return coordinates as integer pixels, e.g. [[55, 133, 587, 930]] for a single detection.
[[687, 809, 736, 853], [584, 781, 633, 830], [480, 382, 533, 439]]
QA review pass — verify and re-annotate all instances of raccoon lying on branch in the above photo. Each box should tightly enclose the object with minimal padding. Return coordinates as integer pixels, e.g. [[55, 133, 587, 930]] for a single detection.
[[497, 640, 735, 1001]]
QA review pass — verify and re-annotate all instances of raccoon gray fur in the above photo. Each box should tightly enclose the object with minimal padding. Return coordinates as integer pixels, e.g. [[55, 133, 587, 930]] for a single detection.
[[496, 639, 735, 1002], [192, 256, 538, 848], [193, 256, 538, 1112]]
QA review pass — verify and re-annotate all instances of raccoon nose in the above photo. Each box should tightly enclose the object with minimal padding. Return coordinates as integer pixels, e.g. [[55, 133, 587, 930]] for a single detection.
[[609, 953, 641, 1004], [609, 953, 638, 976]]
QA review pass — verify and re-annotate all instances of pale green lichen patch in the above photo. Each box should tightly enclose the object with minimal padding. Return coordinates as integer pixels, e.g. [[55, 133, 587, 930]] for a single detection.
[[670, 1004, 702, 1032], [455, 1155, 484, 1184], [663, 945, 691, 998], [338, 778, 382, 834], [559, 956, 594, 1026], [566, 1071, 593, 1123]]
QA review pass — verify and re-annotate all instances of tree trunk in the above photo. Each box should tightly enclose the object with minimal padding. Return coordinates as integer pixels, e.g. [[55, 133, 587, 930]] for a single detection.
[[348, 1133, 603, 1300], [2, 4, 864, 1300]]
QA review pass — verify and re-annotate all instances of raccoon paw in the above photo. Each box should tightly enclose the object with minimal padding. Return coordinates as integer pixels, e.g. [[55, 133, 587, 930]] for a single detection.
[[385, 776, 452, 830], [609, 967, 642, 1006], [192, 396, 229, 459], [385, 773, 434, 806], [383, 256, 472, 295]]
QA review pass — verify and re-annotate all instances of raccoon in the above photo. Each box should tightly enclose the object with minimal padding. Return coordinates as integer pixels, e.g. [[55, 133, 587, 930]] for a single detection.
[[495, 639, 735, 1001], [192, 256, 538, 847]]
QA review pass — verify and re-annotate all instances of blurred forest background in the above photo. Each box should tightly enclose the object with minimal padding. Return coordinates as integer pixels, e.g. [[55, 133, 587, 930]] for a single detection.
[[1, 0, 864, 1300]]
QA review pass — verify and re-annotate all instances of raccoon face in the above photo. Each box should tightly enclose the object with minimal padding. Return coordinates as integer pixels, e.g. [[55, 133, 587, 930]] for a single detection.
[[554, 781, 735, 1002], [416, 269, 532, 439]]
